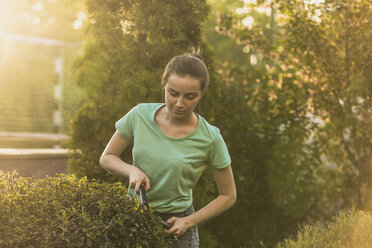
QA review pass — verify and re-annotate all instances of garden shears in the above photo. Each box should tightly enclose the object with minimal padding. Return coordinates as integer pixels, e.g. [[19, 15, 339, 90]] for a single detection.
[[138, 185, 172, 230]]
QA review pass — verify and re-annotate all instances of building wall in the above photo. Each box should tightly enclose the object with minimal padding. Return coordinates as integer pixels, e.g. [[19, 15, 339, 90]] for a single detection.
[[0, 149, 69, 178]]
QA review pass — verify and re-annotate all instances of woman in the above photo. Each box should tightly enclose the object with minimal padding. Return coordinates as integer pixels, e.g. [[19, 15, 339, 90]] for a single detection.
[[100, 53, 236, 247]]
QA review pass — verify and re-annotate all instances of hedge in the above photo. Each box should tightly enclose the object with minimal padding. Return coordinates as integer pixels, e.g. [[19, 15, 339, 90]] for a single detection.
[[277, 208, 372, 248], [0, 171, 171, 247]]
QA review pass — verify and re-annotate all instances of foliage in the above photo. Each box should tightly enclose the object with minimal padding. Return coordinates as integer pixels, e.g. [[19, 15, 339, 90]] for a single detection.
[[200, 0, 372, 246], [0, 171, 170, 247], [277, 208, 372, 248], [203, 1, 326, 247], [204, 0, 252, 65], [206, 60, 326, 247], [275, 0, 372, 211], [216, 0, 372, 210]]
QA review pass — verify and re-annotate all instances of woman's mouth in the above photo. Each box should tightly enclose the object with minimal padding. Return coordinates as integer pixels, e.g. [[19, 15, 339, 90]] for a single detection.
[[173, 109, 185, 114]]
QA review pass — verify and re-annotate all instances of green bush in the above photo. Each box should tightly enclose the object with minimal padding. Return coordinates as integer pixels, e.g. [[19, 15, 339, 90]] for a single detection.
[[0, 171, 170, 248], [277, 208, 372, 248]]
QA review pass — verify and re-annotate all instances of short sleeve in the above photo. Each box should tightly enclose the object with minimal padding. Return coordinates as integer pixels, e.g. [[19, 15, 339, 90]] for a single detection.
[[209, 131, 231, 169], [115, 105, 138, 141]]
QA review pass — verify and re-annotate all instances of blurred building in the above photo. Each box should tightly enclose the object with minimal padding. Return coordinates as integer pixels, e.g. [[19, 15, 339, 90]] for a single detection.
[[0, 0, 86, 177], [0, 0, 86, 148]]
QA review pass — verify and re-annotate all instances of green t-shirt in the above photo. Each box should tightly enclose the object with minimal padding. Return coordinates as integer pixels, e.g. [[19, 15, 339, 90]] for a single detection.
[[115, 103, 231, 213]]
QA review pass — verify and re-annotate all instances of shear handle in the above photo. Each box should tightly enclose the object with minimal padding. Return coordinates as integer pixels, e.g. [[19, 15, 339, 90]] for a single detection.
[[139, 185, 149, 207]]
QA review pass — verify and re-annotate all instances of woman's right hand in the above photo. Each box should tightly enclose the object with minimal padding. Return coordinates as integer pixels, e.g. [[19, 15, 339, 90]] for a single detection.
[[129, 166, 151, 192]]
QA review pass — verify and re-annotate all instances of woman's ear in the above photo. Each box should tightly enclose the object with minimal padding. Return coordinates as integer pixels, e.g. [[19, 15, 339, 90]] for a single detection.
[[194, 96, 203, 113]]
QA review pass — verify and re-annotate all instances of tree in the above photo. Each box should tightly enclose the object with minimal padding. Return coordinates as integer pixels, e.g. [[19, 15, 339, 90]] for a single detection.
[[277, 0, 372, 210], [205, 60, 325, 248], [203, 0, 252, 65], [223, 0, 372, 210], [206, 0, 371, 246]]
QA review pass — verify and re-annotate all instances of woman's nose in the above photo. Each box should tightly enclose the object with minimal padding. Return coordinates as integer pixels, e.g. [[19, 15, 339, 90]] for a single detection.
[[176, 96, 184, 107]]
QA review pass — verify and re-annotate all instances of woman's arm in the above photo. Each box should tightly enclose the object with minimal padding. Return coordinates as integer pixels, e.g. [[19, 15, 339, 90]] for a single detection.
[[99, 131, 150, 192], [167, 165, 236, 235]]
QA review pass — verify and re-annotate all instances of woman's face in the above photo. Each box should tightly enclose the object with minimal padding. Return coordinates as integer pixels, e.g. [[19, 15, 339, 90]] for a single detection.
[[164, 74, 202, 120]]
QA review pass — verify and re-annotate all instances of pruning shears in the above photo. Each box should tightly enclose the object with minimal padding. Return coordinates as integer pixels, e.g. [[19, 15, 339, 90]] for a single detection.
[[138, 185, 172, 230]]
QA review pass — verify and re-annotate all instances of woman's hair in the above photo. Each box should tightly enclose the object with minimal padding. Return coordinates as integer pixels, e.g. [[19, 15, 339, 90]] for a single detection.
[[161, 53, 209, 95]]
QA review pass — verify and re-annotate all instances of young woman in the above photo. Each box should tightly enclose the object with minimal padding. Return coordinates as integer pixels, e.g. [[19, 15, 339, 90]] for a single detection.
[[100, 53, 236, 247]]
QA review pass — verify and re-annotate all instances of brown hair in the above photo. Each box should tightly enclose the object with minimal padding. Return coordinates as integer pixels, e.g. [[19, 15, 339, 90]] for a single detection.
[[161, 53, 209, 96]]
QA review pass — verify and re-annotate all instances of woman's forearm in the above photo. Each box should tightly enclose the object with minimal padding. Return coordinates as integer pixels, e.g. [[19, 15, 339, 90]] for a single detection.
[[185, 193, 236, 228], [184, 165, 236, 229], [100, 154, 151, 191], [99, 154, 134, 177]]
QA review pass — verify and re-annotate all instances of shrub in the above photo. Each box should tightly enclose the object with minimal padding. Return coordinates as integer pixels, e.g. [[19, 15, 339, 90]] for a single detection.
[[277, 208, 372, 248], [0, 171, 170, 247]]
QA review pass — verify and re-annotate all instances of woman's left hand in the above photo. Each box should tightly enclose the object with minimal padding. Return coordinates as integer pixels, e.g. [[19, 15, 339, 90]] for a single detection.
[[166, 216, 191, 236]]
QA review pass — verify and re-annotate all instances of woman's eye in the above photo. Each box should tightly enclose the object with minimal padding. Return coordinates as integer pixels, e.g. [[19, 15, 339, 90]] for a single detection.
[[186, 96, 196, 100]]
